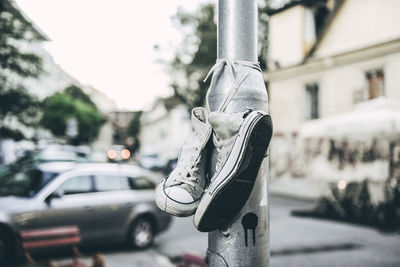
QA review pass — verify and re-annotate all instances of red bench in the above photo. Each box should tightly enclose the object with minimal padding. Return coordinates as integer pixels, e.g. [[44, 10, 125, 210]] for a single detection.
[[177, 253, 206, 267], [19, 226, 104, 267]]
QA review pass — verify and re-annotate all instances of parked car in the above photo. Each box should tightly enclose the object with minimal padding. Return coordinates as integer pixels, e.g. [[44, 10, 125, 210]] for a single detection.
[[139, 153, 167, 171], [0, 144, 91, 173], [0, 145, 91, 182], [17, 145, 91, 165], [0, 162, 171, 262]]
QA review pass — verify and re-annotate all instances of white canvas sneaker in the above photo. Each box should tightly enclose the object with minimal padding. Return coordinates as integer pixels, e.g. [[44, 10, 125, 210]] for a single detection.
[[155, 107, 212, 217], [194, 109, 273, 231]]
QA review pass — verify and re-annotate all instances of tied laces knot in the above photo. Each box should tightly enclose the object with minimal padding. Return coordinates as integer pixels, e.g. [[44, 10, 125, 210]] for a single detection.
[[203, 58, 237, 83]]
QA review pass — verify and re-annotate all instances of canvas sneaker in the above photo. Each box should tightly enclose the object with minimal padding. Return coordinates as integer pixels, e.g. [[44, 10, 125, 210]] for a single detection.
[[194, 109, 273, 231], [155, 107, 212, 217]]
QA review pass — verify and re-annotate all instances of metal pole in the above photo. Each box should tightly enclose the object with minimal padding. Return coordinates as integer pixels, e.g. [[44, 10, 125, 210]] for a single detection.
[[206, 0, 270, 266]]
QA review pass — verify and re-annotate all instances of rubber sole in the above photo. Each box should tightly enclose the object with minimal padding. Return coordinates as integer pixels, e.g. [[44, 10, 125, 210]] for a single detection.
[[195, 114, 272, 232]]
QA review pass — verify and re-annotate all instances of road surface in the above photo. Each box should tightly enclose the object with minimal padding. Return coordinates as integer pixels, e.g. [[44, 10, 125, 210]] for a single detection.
[[12, 196, 400, 267]]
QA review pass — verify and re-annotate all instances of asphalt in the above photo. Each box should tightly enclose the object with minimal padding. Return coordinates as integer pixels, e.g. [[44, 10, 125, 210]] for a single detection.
[[9, 195, 400, 267], [269, 196, 400, 267]]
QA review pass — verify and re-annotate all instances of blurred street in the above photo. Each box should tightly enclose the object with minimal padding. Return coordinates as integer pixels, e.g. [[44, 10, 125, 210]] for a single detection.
[[269, 197, 400, 267], [51, 195, 399, 267], [2, 1, 400, 265]]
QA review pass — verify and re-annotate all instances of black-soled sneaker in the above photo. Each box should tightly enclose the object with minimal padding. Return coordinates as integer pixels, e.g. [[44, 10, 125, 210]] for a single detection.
[[194, 109, 272, 231], [155, 107, 212, 217]]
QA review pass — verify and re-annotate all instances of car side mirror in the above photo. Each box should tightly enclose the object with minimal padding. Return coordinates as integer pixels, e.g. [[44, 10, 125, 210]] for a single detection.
[[45, 189, 64, 204]]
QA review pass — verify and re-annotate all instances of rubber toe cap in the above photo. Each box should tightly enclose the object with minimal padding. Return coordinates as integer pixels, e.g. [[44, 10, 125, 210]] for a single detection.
[[165, 187, 195, 203]]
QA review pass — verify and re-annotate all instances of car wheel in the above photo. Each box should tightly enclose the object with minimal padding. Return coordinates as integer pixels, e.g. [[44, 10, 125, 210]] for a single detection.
[[128, 217, 155, 249]]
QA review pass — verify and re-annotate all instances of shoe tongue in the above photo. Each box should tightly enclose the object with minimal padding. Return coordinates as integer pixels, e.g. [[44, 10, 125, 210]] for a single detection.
[[191, 107, 209, 133], [209, 111, 243, 140]]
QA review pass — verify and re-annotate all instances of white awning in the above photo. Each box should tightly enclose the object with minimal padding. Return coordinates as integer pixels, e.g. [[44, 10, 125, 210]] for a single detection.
[[299, 97, 400, 141]]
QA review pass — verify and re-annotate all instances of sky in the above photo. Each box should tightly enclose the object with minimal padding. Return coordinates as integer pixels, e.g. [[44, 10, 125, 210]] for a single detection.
[[15, 0, 210, 111]]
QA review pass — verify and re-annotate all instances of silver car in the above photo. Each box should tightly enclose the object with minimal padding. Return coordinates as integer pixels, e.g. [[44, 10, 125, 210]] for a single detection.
[[0, 162, 171, 261]]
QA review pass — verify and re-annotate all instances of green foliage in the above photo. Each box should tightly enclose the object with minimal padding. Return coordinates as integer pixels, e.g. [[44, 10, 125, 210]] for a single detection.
[[0, 85, 39, 125], [0, 127, 24, 141], [40, 93, 75, 137], [166, 2, 272, 110], [0, 0, 43, 141], [64, 85, 96, 108], [0, 0, 43, 78], [168, 4, 217, 111], [73, 100, 104, 145], [40, 87, 105, 145]]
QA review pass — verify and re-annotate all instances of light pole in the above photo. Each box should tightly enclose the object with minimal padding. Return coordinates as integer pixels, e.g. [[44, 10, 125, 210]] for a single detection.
[[206, 0, 270, 266]]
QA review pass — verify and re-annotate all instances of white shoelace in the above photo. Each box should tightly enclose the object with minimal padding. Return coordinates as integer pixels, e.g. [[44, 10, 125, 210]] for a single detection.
[[169, 59, 261, 189], [203, 58, 261, 112], [173, 153, 203, 192]]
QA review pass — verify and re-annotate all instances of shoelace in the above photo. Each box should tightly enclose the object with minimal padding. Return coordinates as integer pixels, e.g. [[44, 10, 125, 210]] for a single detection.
[[204, 58, 261, 112], [173, 153, 203, 192], [169, 59, 260, 189]]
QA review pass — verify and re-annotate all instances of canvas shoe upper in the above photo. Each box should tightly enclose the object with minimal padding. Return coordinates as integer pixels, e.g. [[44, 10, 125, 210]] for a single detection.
[[156, 107, 212, 217], [209, 110, 246, 173], [194, 109, 273, 231]]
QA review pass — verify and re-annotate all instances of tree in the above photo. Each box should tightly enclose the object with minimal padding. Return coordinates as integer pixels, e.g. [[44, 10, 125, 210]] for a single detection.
[[166, 4, 217, 111], [64, 85, 96, 108], [126, 111, 142, 154], [164, 2, 279, 111], [40, 86, 105, 145], [0, 0, 43, 141]]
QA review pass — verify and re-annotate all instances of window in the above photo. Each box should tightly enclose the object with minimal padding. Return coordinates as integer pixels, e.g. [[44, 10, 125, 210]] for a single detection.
[[0, 170, 58, 197], [94, 175, 130, 191], [365, 69, 384, 99], [58, 176, 93, 195], [129, 177, 156, 190], [305, 83, 319, 119]]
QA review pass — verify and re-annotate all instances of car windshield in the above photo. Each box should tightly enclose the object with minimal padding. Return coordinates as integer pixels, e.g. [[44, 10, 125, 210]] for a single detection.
[[14, 149, 90, 166], [0, 169, 58, 197]]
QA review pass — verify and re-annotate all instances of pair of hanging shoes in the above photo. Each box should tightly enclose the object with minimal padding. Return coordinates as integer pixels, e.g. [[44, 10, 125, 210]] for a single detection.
[[156, 106, 272, 232]]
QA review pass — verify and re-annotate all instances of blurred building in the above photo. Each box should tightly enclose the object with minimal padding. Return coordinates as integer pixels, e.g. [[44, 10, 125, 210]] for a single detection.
[[108, 110, 141, 149], [8, 3, 79, 101], [1, 3, 118, 163], [139, 97, 191, 163], [265, 0, 400, 190], [83, 86, 118, 162], [1, 2, 74, 163]]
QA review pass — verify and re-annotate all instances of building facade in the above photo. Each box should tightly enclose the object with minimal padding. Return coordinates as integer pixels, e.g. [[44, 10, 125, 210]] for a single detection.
[[139, 98, 191, 163], [266, 0, 400, 184]]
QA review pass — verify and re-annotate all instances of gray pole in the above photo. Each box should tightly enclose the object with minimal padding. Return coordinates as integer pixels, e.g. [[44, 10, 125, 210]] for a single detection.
[[206, 0, 270, 266]]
